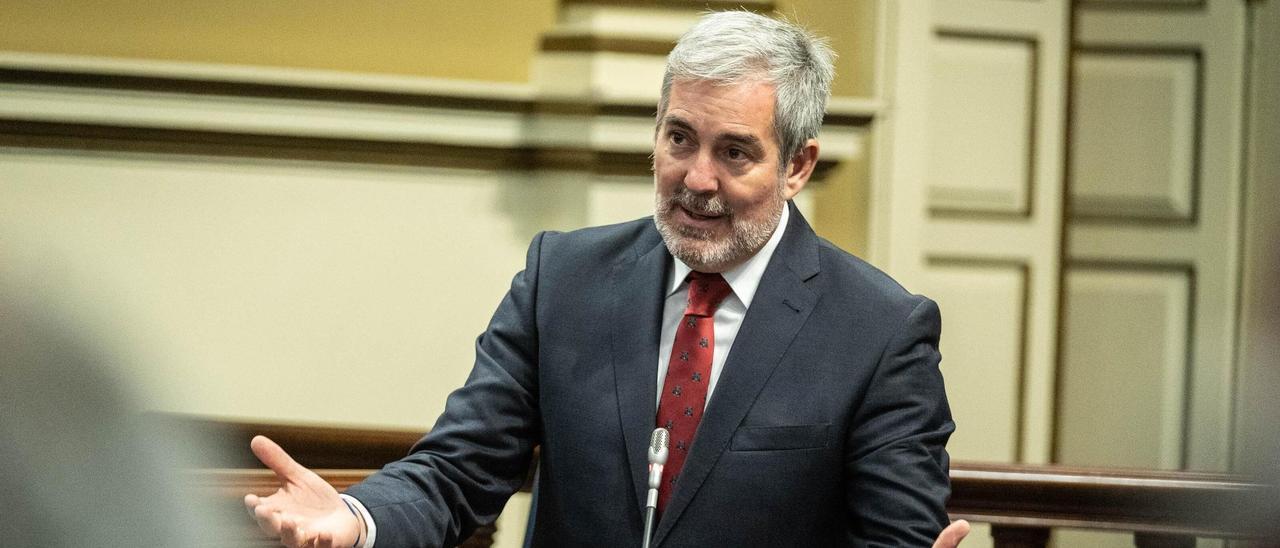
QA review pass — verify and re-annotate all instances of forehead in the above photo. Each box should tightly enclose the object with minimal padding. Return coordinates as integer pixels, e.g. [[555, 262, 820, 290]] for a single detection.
[[663, 79, 777, 141]]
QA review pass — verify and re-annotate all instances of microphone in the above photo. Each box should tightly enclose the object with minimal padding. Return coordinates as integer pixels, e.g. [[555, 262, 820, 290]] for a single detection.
[[642, 428, 669, 548]]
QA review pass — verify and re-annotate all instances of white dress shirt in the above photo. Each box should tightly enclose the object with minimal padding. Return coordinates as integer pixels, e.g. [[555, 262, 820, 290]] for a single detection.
[[656, 203, 789, 407], [345, 204, 790, 548]]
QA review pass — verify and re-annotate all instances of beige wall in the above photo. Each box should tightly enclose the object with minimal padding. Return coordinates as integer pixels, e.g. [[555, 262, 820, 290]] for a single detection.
[[0, 1, 878, 426], [0, 153, 548, 431], [782, 1, 879, 254], [0, 1, 873, 92], [0, 0, 882, 300], [0, 1, 558, 82], [779, 0, 879, 98], [0, 1, 879, 257]]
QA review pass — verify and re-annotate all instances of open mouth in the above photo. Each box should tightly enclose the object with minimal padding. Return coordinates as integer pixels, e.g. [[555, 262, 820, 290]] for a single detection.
[[680, 204, 725, 221]]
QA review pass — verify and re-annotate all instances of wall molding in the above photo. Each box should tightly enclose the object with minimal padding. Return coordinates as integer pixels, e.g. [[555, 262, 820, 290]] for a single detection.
[[0, 53, 873, 180], [926, 30, 1041, 220], [1058, 260, 1197, 468], [0, 119, 658, 176], [926, 256, 1033, 462], [560, 0, 775, 9], [541, 34, 677, 56], [1068, 47, 1204, 226], [1077, 0, 1206, 12]]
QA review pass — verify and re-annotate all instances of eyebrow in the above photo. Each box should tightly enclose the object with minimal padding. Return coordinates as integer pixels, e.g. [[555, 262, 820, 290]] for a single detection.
[[661, 115, 696, 135], [661, 115, 766, 151], [721, 132, 765, 152]]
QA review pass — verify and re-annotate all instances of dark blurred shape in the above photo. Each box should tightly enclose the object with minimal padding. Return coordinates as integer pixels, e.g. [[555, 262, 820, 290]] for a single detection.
[[1235, 0, 1280, 542], [0, 276, 235, 546]]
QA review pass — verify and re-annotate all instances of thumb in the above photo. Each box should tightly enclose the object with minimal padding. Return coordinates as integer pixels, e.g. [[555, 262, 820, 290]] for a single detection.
[[933, 519, 971, 548], [251, 435, 305, 483]]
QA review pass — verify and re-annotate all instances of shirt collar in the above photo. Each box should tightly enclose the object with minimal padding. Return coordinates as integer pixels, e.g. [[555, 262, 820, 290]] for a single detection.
[[667, 202, 789, 310]]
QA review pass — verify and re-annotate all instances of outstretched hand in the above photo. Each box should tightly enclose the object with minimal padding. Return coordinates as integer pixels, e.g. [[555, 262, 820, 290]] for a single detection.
[[244, 436, 364, 548], [932, 519, 971, 548]]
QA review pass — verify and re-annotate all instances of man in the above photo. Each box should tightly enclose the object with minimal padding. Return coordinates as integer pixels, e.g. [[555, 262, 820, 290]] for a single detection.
[[247, 11, 968, 547]]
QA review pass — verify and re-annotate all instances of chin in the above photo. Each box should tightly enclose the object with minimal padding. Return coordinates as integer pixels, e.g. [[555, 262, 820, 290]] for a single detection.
[[655, 202, 760, 272], [666, 235, 741, 272]]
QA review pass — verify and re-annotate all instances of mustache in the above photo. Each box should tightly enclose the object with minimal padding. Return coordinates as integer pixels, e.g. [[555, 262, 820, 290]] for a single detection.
[[666, 187, 731, 216]]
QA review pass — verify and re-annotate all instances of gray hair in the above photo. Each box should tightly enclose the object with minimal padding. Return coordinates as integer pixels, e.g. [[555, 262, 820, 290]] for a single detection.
[[658, 11, 836, 165]]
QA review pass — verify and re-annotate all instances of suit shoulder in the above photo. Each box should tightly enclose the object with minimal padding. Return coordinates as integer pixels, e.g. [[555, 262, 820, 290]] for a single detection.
[[813, 237, 931, 315], [534, 216, 661, 268]]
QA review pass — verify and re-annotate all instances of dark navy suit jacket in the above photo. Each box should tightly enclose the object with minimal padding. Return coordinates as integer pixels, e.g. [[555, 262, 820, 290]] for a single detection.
[[345, 203, 954, 547]]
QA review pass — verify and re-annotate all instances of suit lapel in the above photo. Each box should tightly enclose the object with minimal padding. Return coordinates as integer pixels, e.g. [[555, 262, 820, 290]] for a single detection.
[[610, 230, 671, 515], [653, 203, 822, 544]]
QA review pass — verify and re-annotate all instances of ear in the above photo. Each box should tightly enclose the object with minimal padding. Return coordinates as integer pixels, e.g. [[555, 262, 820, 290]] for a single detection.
[[782, 139, 819, 199]]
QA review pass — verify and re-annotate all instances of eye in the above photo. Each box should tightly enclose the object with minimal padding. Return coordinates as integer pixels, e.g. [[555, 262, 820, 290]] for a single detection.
[[669, 131, 688, 145], [725, 147, 749, 162]]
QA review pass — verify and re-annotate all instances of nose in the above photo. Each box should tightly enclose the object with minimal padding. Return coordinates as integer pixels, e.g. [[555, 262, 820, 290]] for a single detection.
[[683, 150, 718, 193]]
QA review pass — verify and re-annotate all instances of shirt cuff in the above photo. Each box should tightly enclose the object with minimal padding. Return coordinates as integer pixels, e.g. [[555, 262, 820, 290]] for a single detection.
[[338, 494, 377, 548]]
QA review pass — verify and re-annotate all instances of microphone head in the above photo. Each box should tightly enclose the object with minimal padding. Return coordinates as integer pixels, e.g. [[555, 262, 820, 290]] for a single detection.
[[648, 428, 670, 465]]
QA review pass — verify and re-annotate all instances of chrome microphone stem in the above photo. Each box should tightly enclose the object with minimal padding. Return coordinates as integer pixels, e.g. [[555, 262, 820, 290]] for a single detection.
[[641, 505, 657, 548]]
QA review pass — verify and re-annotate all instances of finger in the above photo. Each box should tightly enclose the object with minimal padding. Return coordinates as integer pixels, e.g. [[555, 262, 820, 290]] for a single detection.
[[280, 516, 300, 547], [253, 504, 284, 537], [244, 494, 260, 519], [300, 527, 327, 548], [296, 524, 315, 548], [933, 519, 971, 548], [251, 435, 306, 483]]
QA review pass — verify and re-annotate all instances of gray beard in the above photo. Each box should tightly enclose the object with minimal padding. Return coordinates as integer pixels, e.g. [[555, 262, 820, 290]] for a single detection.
[[653, 186, 784, 272]]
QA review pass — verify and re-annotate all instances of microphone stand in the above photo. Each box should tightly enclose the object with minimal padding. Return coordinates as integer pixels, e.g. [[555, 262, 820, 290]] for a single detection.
[[641, 504, 658, 548], [642, 428, 668, 548]]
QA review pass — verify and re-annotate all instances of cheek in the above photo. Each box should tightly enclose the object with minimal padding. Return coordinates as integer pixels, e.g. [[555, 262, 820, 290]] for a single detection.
[[654, 164, 683, 191], [724, 180, 777, 210]]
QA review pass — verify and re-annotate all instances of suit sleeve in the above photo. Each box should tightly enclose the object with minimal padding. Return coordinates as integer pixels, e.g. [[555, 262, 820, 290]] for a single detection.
[[844, 297, 954, 547], [342, 232, 549, 548]]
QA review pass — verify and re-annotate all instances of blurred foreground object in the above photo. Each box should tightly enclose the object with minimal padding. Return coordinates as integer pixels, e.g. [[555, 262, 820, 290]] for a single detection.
[[0, 257, 234, 546]]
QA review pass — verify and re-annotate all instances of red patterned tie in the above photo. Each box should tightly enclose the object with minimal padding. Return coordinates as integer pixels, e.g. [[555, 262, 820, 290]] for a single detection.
[[656, 271, 733, 513]]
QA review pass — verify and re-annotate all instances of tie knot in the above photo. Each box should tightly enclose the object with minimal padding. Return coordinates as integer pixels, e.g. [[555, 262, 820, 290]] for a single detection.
[[684, 271, 732, 317]]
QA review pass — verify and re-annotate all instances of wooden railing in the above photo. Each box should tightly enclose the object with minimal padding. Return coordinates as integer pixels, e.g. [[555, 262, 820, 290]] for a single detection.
[[947, 463, 1275, 547], [174, 416, 507, 548], [165, 415, 1277, 547]]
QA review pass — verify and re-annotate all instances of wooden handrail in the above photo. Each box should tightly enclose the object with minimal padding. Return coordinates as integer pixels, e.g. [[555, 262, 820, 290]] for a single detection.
[[162, 415, 1277, 546], [155, 414, 424, 469], [948, 462, 1272, 539]]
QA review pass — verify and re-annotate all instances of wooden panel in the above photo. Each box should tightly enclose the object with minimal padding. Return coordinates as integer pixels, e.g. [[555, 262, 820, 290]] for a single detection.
[[921, 259, 1027, 462], [1057, 266, 1192, 469], [927, 33, 1036, 217], [1070, 50, 1200, 222], [876, 0, 1068, 468], [1070, 0, 1247, 474]]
